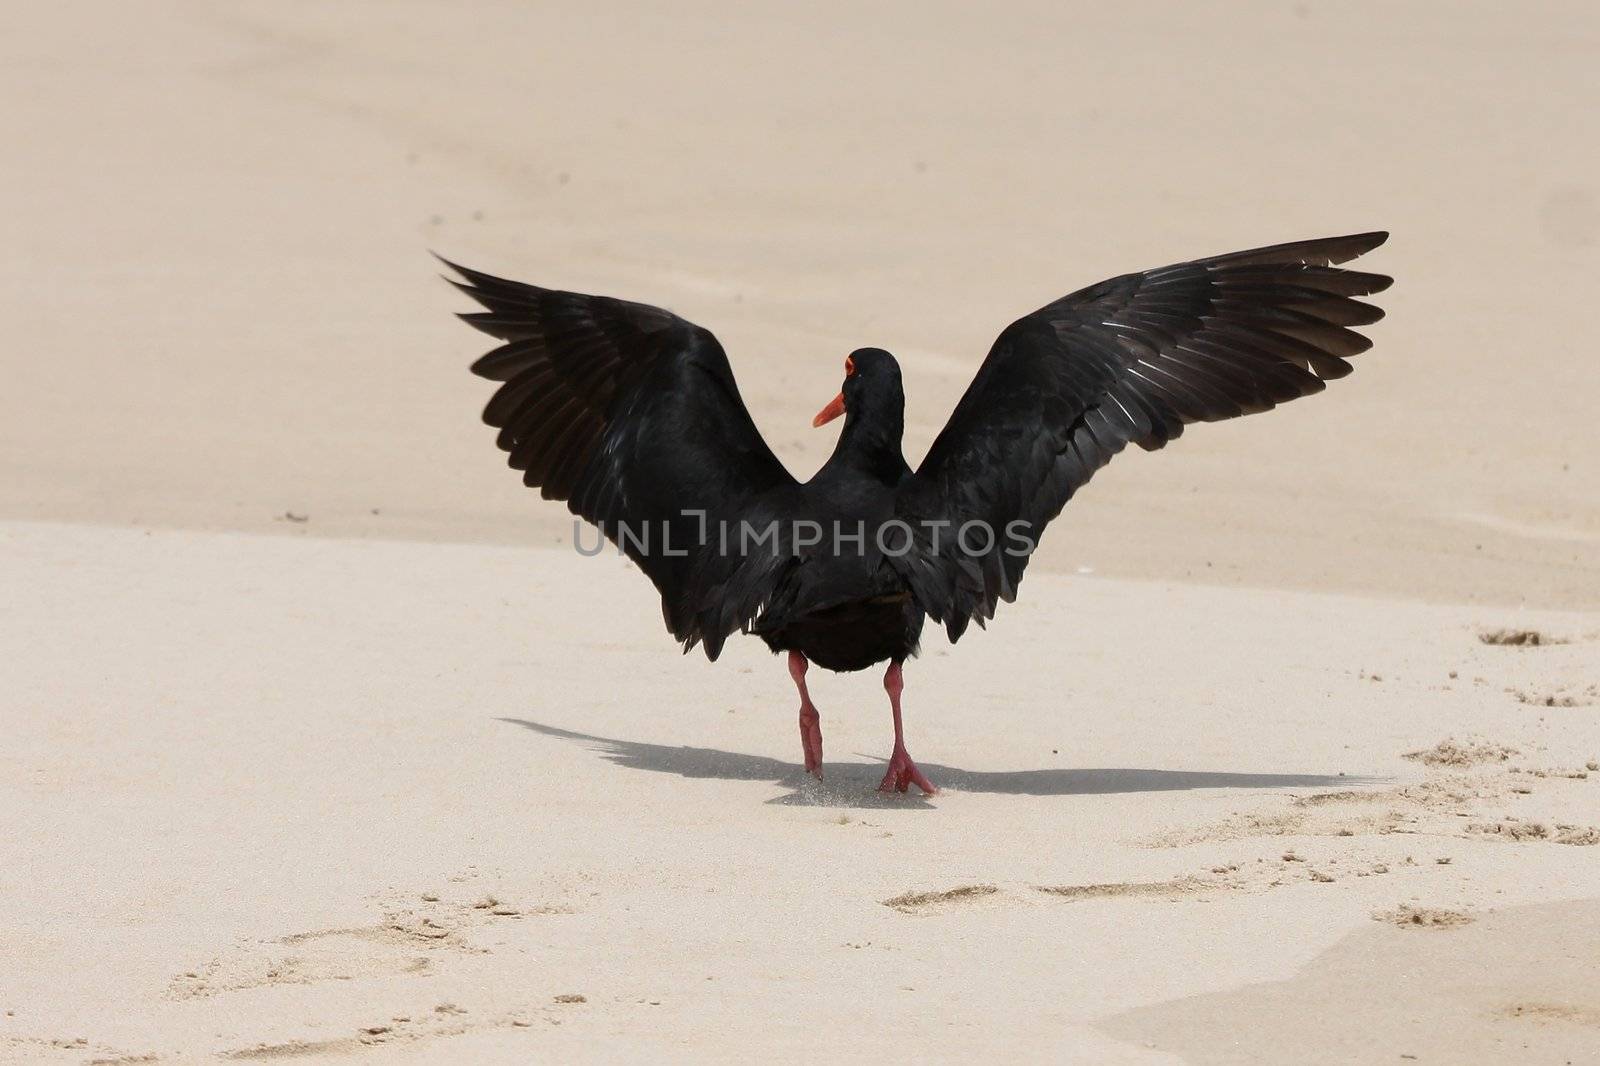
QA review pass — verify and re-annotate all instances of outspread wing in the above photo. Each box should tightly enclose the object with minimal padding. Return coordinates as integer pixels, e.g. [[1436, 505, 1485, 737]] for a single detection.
[[893, 232, 1392, 640], [445, 259, 797, 657]]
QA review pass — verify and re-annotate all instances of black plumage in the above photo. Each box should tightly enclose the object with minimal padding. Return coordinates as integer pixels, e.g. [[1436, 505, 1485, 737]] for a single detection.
[[446, 232, 1391, 792]]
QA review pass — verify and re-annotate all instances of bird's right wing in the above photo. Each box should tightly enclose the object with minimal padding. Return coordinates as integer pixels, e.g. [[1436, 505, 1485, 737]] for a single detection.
[[445, 259, 797, 657], [893, 232, 1392, 641]]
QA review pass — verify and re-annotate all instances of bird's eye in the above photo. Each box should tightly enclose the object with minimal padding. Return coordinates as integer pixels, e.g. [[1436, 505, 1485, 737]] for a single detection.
[[845, 355, 856, 376]]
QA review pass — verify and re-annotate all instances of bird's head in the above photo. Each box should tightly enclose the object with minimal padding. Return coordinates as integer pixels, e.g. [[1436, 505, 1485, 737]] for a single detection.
[[812, 348, 901, 429]]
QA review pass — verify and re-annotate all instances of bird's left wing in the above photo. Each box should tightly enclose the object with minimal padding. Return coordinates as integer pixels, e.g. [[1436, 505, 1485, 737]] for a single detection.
[[445, 259, 797, 656], [892, 232, 1392, 641]]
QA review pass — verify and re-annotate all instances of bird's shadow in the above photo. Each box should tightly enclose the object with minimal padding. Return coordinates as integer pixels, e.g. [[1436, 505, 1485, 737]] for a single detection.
[[497, 718, 1378, 809]]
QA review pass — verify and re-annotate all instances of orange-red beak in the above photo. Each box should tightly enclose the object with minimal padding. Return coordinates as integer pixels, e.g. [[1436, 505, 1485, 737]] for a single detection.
[[812, 392, 846, 428], [813, 355, 855, 427]]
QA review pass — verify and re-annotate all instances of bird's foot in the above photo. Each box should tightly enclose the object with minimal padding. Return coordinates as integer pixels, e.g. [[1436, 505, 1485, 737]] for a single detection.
[[799, 706, 823, 779], [878, 744, 937, 795]]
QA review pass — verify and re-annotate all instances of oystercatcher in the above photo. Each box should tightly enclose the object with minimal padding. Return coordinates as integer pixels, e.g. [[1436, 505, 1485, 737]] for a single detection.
[[446, 232, 1391, 794]]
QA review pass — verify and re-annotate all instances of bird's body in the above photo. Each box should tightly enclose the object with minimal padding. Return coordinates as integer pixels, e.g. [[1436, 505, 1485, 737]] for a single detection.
[[747, 395, 923, 673], [757, 588, 923, 674], [447, 233, 1392, 794]]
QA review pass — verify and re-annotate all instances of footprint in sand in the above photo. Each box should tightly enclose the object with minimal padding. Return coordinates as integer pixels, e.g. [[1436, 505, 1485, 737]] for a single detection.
[[881, 885, 1000, 914], [168, 885, 569, 1000], [195, 886, 576, 1058], [885, 853, 1410, 917], [1402, 737, 1520, 768], [168, 917, 452, 1001], [1466, 819, 1600, 845], [1140, 787, 1436, 848], [1477, 628, 1568, 647], [1035, 876, 1218, 902], [222, 1036, 367, 1060], [220, 1001, 546, 1060], [1509, 682, 1599, 708], [1034, 852, 1403, 902], [1144, 735, 1595, 855], [1496, 1002, 1600, 1027], [1372, 904, 1474, 928]]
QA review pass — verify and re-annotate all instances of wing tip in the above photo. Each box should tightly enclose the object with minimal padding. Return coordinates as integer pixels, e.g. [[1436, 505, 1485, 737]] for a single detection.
[[431, 249, 471, 282], [1337, 230, 1389, 262], [434, 253, 532, 295], [1208, 230, 1392, 269]]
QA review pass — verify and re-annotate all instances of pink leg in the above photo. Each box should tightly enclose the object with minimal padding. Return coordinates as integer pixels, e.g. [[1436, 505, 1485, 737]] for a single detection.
[[878, 662, 937, 795], [789, 651, 823, 779]]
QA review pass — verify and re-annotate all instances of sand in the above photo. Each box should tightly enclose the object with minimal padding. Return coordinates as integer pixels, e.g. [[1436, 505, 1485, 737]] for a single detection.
[[5, 522, 1598, 1063], [4, 1, 1599, 1062]]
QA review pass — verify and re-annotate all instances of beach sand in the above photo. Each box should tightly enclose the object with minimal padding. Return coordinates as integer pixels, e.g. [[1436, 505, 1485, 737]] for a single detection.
[[3, 2, 1598, 1062]]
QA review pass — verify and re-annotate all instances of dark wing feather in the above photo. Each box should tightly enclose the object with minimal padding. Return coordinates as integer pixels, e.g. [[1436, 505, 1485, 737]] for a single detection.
[[894, 232, 1392, 640], [444, 258, 796, 657]]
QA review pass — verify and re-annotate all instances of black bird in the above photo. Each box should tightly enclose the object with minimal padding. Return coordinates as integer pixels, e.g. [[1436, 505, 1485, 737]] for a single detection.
[[445, 232, 1391, 794]]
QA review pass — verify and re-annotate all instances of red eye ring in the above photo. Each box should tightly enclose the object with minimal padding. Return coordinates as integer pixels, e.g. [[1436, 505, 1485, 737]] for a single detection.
[[845, 355, 856, 376]]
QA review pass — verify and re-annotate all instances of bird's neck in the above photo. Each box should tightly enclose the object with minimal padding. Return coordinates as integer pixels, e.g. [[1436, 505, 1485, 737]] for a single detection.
[[825, 405, 908, 484]]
